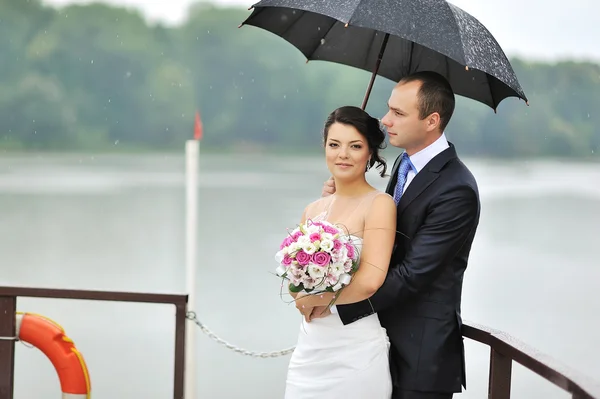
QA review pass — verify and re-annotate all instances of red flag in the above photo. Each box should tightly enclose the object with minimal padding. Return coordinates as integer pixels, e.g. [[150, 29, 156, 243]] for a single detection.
[[194, 111, 203, 140]]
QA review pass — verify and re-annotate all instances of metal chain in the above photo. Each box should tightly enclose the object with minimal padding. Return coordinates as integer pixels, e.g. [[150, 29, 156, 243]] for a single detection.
[[0, 336, 36, 349], [186, 311, 295, 358]]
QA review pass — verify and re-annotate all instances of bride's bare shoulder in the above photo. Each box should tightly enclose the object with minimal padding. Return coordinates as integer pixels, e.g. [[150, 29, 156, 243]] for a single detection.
[[366, 189, 392, 201], [303, 196, 332, 219]]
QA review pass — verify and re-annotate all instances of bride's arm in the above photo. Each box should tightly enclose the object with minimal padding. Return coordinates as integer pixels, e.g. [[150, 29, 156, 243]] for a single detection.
[[296, 194, 396, 307]]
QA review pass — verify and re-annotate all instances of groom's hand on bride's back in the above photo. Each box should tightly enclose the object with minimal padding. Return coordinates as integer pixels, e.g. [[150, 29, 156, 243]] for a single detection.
[[321, 177, 335, 197]]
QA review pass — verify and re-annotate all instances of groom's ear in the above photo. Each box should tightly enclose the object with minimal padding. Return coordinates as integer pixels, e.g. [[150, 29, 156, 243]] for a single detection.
[[425, 112, 441, 132]]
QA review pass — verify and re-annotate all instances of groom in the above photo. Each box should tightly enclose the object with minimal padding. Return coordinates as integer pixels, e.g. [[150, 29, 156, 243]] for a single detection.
[[309, 71, 481, 399]]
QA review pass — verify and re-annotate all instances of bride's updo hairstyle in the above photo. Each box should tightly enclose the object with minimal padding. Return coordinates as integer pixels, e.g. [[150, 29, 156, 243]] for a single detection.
[[323, 106, 388, 177]]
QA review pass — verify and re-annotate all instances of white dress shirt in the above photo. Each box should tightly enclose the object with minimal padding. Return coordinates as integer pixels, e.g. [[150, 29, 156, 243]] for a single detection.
[[402, 133, 449, 194]]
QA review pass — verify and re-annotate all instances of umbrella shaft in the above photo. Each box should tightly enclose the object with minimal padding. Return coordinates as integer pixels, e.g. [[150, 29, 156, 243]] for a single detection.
[[361, 33, 390, 110]]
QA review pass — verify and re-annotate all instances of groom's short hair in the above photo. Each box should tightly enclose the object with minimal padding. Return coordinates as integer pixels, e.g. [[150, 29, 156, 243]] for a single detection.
[[399, 71, 455, 132]]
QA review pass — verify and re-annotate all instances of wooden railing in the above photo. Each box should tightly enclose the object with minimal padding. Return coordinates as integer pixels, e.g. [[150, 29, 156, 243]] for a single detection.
[[1, 286, 599, 399], [0, 286, 188, 399], [463, 321, 600, 398]]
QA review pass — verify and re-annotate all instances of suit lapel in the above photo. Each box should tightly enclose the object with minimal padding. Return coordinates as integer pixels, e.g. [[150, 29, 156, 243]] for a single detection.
[[397, 143, 458, 218], [386, 154, 402, 195]]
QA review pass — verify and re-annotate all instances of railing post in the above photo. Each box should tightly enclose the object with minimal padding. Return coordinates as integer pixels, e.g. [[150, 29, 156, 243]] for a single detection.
[[173, 302, 187, 399], [488, 347, 512, 399], [0, 296, 16, 399]]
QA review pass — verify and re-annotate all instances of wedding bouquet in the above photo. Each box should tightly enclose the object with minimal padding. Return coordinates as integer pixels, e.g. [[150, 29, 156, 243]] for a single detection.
[[274, 219, 359, 295]]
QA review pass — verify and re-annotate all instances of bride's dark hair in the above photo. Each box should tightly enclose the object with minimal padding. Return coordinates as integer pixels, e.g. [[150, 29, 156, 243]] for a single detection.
[[323, 106, 388, 177]]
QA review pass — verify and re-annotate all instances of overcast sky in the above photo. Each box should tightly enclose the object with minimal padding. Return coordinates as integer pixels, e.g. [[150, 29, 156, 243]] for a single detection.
[[42, 0, 598, 62]]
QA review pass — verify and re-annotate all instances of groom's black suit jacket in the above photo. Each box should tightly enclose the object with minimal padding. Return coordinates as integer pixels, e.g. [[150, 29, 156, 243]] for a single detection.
[[337, 143, 480, 395]]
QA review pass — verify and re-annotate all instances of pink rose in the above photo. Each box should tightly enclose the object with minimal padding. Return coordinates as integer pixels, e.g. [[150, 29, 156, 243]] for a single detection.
[[282, 254, 292, 266], [312, 251, 331, 267], [323, 225, 338, 234], [280, 236, 293, 249], [292, 231, 303, 241], [295, 250, 311, 266], [309, 232, 321, 242], [333, 239, 342, 251], [345, 243, 355, 259]]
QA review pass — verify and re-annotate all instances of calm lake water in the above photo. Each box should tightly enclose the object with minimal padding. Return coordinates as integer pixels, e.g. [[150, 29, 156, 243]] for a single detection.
[[0, 152, 598, 398]]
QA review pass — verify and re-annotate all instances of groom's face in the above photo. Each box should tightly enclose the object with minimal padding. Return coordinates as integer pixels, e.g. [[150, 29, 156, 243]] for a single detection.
[[381, 80, 430, 155]]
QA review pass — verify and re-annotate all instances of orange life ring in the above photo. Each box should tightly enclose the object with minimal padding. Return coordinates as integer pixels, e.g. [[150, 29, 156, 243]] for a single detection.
[[15, 312, 91, 399]]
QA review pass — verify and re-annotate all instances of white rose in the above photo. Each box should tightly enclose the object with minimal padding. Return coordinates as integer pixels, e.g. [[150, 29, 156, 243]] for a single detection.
[[307, 264, 326, 279], [297, 235, 310, 247], [320, 239, 334, 252], [288, 242, 301, 254], [303, 243, 317, 255], [321, 232, 334, 241], [306, 224, 320, 234], [331, 263, 344, 276], [274, 249, 287, 263]]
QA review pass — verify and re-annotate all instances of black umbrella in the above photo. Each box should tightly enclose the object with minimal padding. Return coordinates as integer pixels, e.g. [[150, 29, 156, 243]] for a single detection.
[[239, 0, 528, 111]]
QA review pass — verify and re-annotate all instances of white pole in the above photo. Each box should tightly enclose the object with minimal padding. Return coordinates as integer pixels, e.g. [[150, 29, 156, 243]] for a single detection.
[[185, 138, 199, 399]]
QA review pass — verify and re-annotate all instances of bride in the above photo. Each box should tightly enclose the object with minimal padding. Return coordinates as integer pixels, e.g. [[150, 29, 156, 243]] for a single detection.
[[283, 106, 397, 398]]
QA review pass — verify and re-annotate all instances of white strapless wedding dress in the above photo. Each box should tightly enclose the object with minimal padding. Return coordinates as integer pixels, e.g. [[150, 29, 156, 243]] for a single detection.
[[284, 236, 392, 399]]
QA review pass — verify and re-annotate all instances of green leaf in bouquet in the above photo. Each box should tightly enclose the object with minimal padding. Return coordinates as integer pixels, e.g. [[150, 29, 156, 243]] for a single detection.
[[289, 283, 304, 293]]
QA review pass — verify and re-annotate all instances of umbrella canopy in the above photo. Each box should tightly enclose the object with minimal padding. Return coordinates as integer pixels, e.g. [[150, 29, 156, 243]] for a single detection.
[[240, 0, 528, 111]]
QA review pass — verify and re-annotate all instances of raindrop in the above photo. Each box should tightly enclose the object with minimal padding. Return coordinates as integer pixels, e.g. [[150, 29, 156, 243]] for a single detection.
[[588, 113, 590, 118], [114, 140, 119, 145], [91, 59, 94, 64], [108, 99, 111, 103], [320, 39, 325, 45], [125, 71, 131, 78], [207, 30, 210, 34], [317, 27, 321, 31], [283, 95, 287, 99], [240, 96, 243, 100]]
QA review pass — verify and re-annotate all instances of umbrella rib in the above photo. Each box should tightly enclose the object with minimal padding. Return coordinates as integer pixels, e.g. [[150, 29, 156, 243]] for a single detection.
[[278, 9, 307, 45], [486, 72, 498, 111], [362, 28, 378, 71], [445, 4, 468, 65], [305, 19, 339, 60]]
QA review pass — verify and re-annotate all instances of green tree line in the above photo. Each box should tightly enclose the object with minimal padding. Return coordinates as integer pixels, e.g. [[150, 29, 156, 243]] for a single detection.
[[0, 0, 598, 158]]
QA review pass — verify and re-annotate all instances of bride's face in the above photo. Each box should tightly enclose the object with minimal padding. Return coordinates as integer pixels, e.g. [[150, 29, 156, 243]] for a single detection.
[[324, 122, 371, 181]]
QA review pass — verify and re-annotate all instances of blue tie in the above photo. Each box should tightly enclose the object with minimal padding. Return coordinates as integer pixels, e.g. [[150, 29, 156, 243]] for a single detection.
[[393, 153, 412, 205]]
